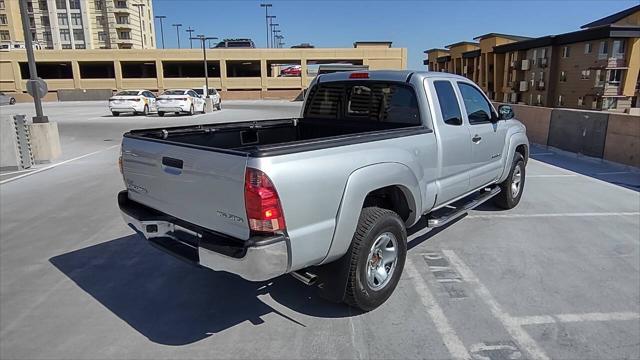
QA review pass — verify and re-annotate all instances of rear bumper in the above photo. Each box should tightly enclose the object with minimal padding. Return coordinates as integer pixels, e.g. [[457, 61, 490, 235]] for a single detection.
[[157, 104, 189, 112], [118, 190, 289, 281]]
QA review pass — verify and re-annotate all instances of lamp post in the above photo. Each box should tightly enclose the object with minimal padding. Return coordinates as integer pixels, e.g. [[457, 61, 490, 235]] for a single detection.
[[190, 34, 218, 112], [273, 29, 281, 48], [259, 3, 272, 48], [172, 23, 182, 48], [267, 15, 276, 48], [186, 26, 194, 48], [132, 3, 145, 48], [271, 23, 279, 48], [18, 0, 46, 122], [155, 15, 166, 48]]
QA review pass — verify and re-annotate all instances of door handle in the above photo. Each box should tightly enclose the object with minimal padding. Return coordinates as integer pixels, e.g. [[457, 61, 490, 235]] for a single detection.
[[472, 134, 482, 143]]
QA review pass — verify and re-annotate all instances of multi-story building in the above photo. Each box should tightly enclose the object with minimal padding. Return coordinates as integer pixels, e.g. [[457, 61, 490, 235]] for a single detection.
[[0, 0, 155, 50], [425, 5, 640, 112]]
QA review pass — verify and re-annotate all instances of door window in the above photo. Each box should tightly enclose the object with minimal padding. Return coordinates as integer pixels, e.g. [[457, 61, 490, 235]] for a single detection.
[[457, 82, 494, 124], [433, 80, 462, 126]]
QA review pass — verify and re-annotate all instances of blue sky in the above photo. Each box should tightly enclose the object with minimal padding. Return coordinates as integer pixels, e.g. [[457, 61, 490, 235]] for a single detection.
[[152, 0, 639, 69]]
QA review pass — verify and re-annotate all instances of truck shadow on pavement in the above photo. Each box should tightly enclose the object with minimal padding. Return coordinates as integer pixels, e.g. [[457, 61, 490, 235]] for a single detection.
[[49, 234, 353, 346]]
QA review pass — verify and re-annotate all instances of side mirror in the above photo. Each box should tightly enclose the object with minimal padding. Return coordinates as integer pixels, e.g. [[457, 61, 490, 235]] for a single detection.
[[498, 105, 515, 120]]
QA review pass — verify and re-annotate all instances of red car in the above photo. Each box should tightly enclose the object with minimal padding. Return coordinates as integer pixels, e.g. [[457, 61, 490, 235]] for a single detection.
[[280, 65, 302, 77]]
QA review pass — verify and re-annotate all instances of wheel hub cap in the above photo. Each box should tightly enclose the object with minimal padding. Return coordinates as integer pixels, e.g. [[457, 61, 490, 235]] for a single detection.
[[511, 165, 522, 198], [366, 232, 398, 290]]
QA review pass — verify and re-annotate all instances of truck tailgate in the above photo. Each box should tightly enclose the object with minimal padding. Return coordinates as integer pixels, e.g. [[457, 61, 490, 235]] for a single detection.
[[121, 137, 250, 240]]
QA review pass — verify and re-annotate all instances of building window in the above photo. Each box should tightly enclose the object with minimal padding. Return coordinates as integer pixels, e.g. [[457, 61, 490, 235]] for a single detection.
[[142, 20, 145, 31], [584, 43, 592, 54], [0, 30, 10, 41], [39, 0, 47, 9], [70, 13, 82, 26], [69, 0, 80, 9], [27, 1, 33, 12], [0, 0, 4, 10], [580, 70, 590, 80], [598, 40, 608, 59], [43, 31, 52, 42], [560, 71, 567, 82], [62, 44, 72, 49], [60, 29, 70, 41], [604, 98, 618, 110], [75, 43, 85, 49], [536, 94, 542, 106], [558, 95, 564, 106], [95, 0, 103, 10], [612, 39, 625, 59], [58, 13, 68, 26], [118, 30, 131, 39], [96, 16, 104, 25], [561, 46, 570, 58], [98, 31, 107, 42], [116, 0, 127, 8], [56, 0, 66, 9], [608, 69, 622, 84], [116, 15, 128, 24], [73, 29, 84, 41], [41, 15, 50, 26], [577, 97, 584, 106], [29, 15, 35, 28], [0, 14, 6, 25]]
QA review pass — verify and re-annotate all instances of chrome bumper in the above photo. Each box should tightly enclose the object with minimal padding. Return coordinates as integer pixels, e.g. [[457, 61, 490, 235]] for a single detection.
[[118, 191, 289, 281]]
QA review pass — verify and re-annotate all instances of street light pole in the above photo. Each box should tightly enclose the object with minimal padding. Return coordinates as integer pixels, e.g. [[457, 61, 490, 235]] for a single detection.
[[259, 3, 272, 48], [186, 26, 194, 48], [267, 15, 276, 48], [155, 15, 166, 48], [190, 35, 218, 110], [132, 3, 145, 48], [273, 27, 281, 48], [172, 23, 182, 48], [18, 0, 47, 122]]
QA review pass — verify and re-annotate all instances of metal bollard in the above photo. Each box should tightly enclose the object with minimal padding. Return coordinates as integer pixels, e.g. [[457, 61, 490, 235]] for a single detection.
[[13, 114, 34, 170]]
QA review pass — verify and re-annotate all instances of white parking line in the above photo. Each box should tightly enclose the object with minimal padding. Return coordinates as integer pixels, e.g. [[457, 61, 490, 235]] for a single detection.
[[405, 258, 471, 360], [528, 174, 578, 178], [596, 171, 634, 176], [443, 250, 550, 360], [0, 168, 34, 176], [466, 212, 640, 219], [0, 145, 119, 185], [514, 311, 640, 326]]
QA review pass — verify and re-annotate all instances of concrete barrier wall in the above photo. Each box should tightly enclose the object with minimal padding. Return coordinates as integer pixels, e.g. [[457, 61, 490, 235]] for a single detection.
[[495, 102, 639, 168], [603, 114, 640, 167], [57, 89, 114, 101]]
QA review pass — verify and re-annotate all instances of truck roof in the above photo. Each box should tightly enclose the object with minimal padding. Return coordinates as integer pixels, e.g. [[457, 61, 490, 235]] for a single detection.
[[316, 70, 471, 83]]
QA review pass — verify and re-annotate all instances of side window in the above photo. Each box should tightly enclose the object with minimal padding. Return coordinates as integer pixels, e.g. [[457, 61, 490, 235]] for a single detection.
[[187, 90, 197, 97], [457, 82, 494, 124], [433, 80, 462, 126]]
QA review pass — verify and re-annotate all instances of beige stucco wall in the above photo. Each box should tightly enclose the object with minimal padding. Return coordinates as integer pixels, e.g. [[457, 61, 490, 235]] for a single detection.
[[603, 113, 640, 167]]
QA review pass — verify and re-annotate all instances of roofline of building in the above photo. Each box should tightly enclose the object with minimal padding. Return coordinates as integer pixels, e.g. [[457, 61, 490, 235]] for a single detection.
[[424, 48, 449, 54], [473, 33, 532, 41], [581, 4, 640, 29], [436, 55, 452, 63], [353, 41, 393, 48], [445, 41, 479, 49], [462, 49, 481, 58], [493, 25, 640, 53]]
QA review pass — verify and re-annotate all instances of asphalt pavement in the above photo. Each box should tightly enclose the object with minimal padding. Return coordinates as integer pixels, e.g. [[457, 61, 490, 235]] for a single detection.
[[0, 101, 638, 359]]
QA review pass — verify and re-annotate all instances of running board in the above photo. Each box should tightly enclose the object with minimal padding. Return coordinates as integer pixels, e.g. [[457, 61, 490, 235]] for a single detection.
[[427, 186, 501, 227]]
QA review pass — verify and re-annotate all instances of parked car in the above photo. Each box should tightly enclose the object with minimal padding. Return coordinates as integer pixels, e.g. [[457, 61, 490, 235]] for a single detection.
[[156, 89, 206, 116], [213, 38, 255, 48], [0, 92, 16, 105], [192, 87, 222, 110], [280, 65, 302, 77], [119, 70, 528, 311], [109, 90, 156, 116]]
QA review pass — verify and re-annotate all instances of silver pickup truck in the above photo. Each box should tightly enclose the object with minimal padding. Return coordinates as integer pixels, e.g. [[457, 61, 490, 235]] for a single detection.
[[118, 70, 529, 311]]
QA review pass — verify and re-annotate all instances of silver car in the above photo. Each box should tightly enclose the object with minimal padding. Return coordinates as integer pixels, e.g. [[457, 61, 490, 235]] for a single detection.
[[0, 92, 16, 105]]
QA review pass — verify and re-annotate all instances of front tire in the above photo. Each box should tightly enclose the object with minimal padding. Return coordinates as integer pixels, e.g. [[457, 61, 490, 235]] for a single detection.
[[344, 207, 407, 311], [111, 111, 119, 117], [9, 98, 16, 105], [494, 153, 526, 209], [142, 105, 149, 116], [189, 104, 194, 116], [158, 111, 165, 117], [216, 101, 221, 111]]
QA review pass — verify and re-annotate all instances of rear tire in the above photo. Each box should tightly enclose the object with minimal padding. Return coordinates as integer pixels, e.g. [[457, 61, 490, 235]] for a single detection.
[[189, 104, 194, 116], [142, 105, 149, 116], [9, 98, 16, 105], [494, 153, 525, 209], [158, 111, 164, 117], [344, 207, 407, 311], [112, 111, 119, 117], [216, 102, 221, 111]]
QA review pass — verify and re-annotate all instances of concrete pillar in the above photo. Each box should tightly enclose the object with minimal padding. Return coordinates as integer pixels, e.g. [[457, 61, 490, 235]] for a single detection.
[[260, 59, 267, 91], [71, 61, 81, 88], [301, 57, 309, 88], [114, 60, 123, 90], [12, 61, 23, 92], [155, 59, 164, 91], [220, 60, 228, 91], [28, 122, 61, 163]]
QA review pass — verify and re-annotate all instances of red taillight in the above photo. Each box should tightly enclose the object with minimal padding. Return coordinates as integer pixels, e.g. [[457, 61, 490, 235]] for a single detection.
[[244, 168, 286, 234], [349, 72, 369, 79]]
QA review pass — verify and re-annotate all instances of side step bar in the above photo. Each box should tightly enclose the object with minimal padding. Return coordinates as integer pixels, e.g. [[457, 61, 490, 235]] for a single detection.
[[427, 186, 501, 228]]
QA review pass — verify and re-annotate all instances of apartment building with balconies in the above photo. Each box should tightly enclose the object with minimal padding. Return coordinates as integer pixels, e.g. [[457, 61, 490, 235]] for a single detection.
[[425, 5, 640, 113], [0, 0, 155, 50]]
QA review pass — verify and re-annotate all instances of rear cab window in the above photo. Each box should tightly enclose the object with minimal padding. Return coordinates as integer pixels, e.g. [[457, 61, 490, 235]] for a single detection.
[[433, 81, 462, 126], [304, 81, 422, 127]]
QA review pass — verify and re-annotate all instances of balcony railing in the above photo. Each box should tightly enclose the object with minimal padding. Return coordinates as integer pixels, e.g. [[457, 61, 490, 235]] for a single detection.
[[606, 57, 626, 68]]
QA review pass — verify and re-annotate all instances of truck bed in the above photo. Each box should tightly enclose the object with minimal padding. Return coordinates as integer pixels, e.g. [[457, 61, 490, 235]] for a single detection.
[[124, 117, 423, 157]]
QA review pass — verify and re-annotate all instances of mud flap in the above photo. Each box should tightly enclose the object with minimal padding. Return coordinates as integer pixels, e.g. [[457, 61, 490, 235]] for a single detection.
[[311, 253, 352, 303]]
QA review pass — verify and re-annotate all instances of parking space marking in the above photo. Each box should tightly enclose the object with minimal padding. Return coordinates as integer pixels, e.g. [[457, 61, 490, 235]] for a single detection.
[[405, 258, 471, 360], [466, 212, 640, 220], [0, 145, 119, 185], [514, 311, 640, 326], [527, 174, 578, 178], [0, 168, 35, 176], [596, 171, 634, 176], [442, 250, 550, 360]]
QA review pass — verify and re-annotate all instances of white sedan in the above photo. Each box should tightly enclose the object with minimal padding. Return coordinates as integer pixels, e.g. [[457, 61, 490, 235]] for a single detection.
[[156, 89, 205, 116], [109, 90, 157, 116]]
